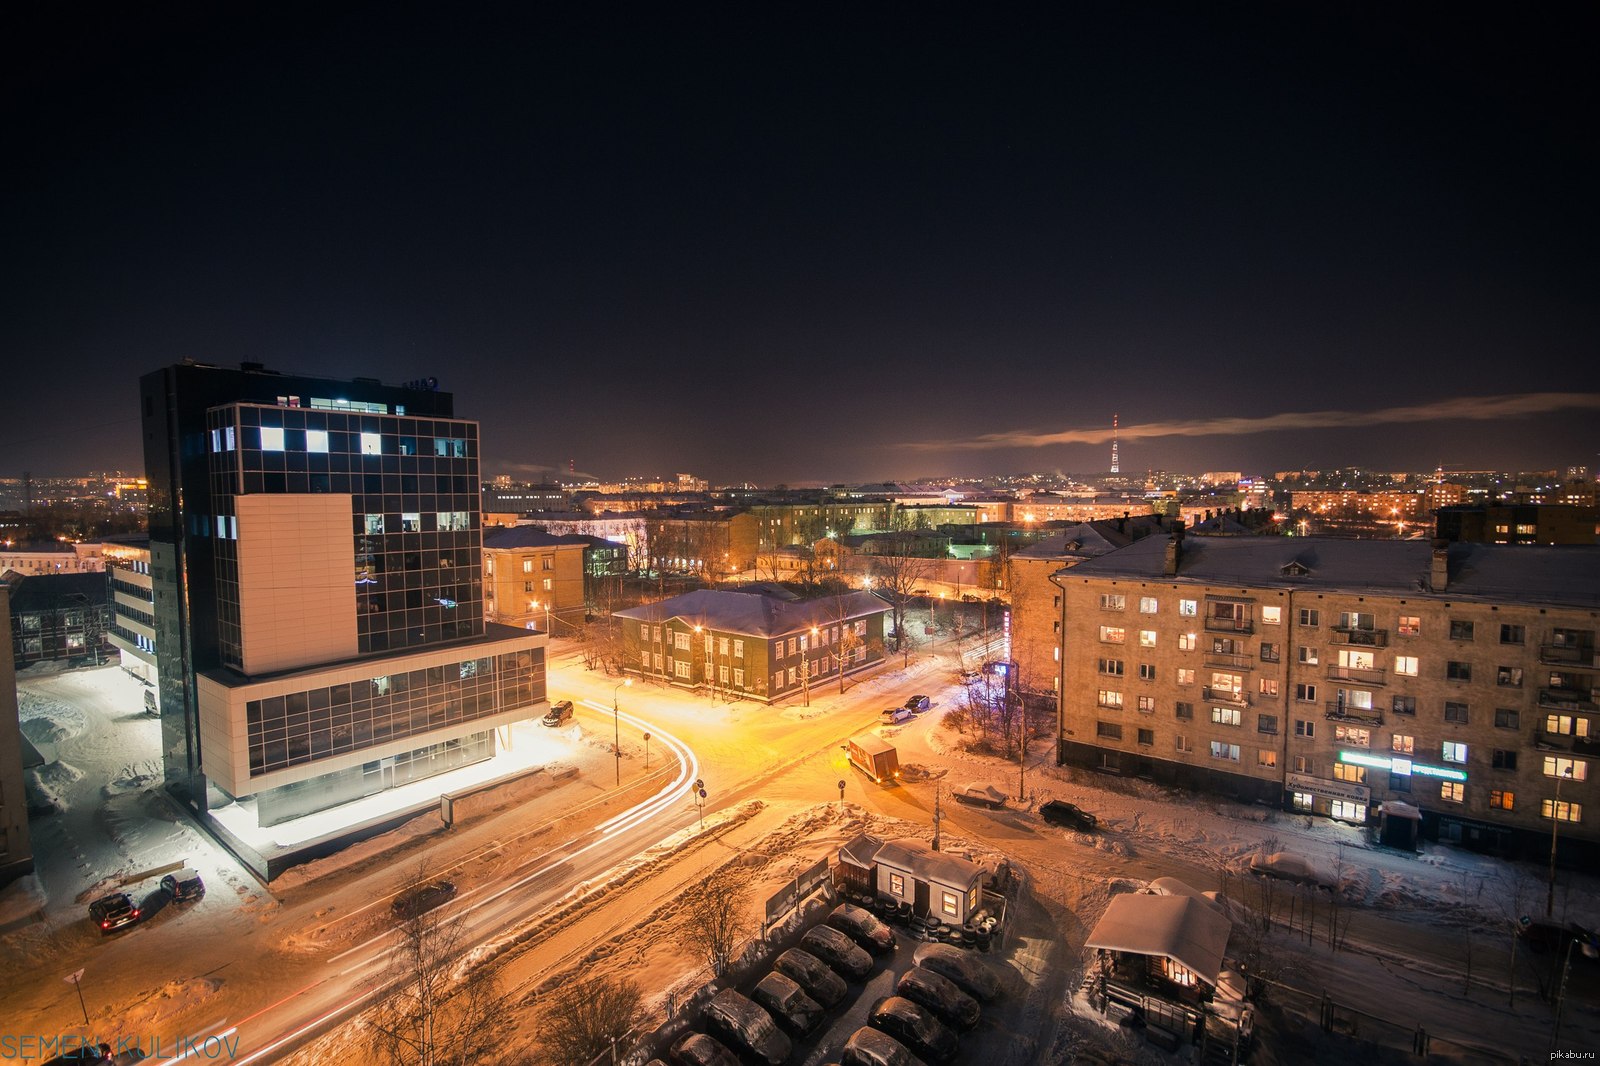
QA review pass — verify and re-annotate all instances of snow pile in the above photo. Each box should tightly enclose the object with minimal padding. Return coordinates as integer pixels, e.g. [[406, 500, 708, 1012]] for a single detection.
[[118, 977, 226, 1032], [0, 875, 47, 929], [18, 690, 89, 744], [103, 760, 163, 798], [27, 759, 84, 812]]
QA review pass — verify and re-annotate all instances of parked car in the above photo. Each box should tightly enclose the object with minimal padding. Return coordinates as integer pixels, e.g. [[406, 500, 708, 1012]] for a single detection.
[[752, 970, 826, 1036], [801, 924, 875, 980], [911, 943, 1000, 1002], [773, 947, 849, 1006], [1248, 850, 1332, 888], [668, 1033, 741, 1066], [880, 707, 914, 725], [391, 880, 457, 920], [1039, 799, 1098, 832], [904, 694, 930, 713], [541, 699, 575, 726], [702, 989, 790, 1066], [953, 784, 1007, 809], [88, 892, 140, 934], [160, 868, 205, 902], [841, 1026, 927, 1066], [896, 966, 980, 1030], [827, 903, 895, 955], [868, 996, 958, 1064]]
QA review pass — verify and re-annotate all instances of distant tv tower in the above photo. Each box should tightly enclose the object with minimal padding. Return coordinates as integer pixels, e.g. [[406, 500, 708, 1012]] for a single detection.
[[1110, 414, 1120, 474]]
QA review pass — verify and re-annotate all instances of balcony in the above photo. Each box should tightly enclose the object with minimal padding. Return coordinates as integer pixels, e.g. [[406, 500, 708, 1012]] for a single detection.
[[1539, 643, 1597, 668], [1324, 701, 1384, 726], [1331, 626, 1389, 648], [1539, 688, 1598, 713], [1204, 652, 1255, 671], [1203, 687, 1250, 707], [1204, 617, 1254, 635], [1325, 665, 1387, 686], [1537, 732, 1600, 757]]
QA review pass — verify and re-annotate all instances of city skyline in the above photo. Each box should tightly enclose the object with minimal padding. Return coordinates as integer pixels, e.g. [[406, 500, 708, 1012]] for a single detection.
[[4, 5, 1595, 483]]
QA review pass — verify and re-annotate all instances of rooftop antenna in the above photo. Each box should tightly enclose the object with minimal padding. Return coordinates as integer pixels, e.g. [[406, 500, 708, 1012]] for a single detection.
[[1110, 414, 1120, 474]]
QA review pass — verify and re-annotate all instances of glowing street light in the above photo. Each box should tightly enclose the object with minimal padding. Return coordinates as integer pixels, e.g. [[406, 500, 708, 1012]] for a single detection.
[[612, 678, 632, 788]]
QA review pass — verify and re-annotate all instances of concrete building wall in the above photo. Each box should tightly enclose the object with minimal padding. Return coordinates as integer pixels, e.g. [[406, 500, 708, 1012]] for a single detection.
[[236, 494, 359, 676]]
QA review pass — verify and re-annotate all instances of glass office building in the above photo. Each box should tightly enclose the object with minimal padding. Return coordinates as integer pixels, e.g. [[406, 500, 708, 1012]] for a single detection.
[[141, 363, 545, 843]]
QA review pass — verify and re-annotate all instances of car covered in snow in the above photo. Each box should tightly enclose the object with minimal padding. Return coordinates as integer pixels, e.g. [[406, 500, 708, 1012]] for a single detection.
[[827, 903, 895, 955], [668, 1032, 741, 1066], [953, 784, 1007, 809], [541, 699, 575, 726], [773, 947, 849, 1006], [801, 924, 875, 980], [880, 707, 914, 725], [702, 989, 790, 1066], [752, 970, 826, 1036], [895, 966, 980, 1030], [1039, 799, 1098, 832], [841, 1025, 927, 1066], [88, 892, 140, 935], [911, 943, 1000, 1002], [868, 996, 958, 1064], [1248, 850, 1333, 889]]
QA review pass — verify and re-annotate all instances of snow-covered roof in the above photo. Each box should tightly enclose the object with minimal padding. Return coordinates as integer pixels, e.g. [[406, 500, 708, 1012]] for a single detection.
[[1062, 536, 1600, 609], [839, 832, 886, 870], [1085, 892, 1232, 986], [1013, 524, 1129, 561], [482, 527, 588, 549], [1381, 800, 1423, 820], [1147, 877, 1224, 914], [614, 589, 888, 637], [873, 838, 985, 889]]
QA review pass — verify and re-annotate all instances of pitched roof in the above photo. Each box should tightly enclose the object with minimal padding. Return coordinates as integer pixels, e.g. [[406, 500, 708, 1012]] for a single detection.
[[613, 588, 888, 636], [872, 837, 985, 888], [1085, 892, 1232, 986]]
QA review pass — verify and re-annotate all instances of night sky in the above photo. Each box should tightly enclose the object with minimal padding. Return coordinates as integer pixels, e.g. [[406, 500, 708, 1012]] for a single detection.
[[4, 3, 1596, 485]]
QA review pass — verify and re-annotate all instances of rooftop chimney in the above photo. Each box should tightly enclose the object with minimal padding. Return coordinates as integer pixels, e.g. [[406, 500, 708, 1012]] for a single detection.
[[1164, 522, 1185, 576], [1429, 539, 1449, 592]]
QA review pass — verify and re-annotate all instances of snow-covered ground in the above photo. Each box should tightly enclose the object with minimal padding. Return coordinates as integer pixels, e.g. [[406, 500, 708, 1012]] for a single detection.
[[4, 640, 1596, 1064]]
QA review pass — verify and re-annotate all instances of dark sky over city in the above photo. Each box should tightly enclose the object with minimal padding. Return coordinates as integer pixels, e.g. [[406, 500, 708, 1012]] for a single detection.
[[3, 3, 1596, 485]]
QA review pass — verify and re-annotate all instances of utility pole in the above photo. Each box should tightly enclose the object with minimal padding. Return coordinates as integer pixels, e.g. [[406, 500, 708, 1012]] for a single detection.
[[932, 786, 943, 852], [1015, 661, 1026, 802]]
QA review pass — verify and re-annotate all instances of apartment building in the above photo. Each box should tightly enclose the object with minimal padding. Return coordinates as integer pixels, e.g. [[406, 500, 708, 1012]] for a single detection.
[[140, 362, 546, 869], [0, 586, 32, 887], [613, 587, 889, 703], [1052, 531, 1600, 861], [482, 527, 588, 632]]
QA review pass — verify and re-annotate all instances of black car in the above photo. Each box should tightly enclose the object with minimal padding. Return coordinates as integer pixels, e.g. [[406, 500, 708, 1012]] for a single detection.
[[904, 695, 931, 713], [160, 868, 205, 902], [867, 997, 958, 1065], [541, 699, 575, 726], [702, 989, 790, 1066], [1039, 799, 1098, 832], [41, 1044, 111, 1065], [88, 892, 140, 934], [752, 971, 826, 1036], [391, 880, 458, 920], [668, 1033, 741, 1066]]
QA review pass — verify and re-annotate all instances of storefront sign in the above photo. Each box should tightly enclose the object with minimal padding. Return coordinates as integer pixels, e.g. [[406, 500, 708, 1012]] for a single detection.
[[1339, 750, 1466, 782], [1287, 771, 1369, 805]]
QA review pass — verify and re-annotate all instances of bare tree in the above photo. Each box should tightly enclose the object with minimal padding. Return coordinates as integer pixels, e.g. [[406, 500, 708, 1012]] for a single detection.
[[369, 870, 510, 1066], [538, 974, 646, 1065], [681, 866, 752, 980], [869, 518, 938, 664]]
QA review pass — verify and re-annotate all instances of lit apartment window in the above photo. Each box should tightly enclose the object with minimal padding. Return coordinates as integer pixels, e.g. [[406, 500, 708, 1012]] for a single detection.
[[260, 426, 285, 451], [1335, 725, 1370, 746], [1442, 741, 1467, 764], [1392, 734, 1414, 755], [1542, 800, 1581, 823], [523, 560, 534, 573], [1176, 668, 1195, 685], [1099, 626, 1125, 643], [1209, 741, 1240, 762], [1440, 782, 1464, 803], [1100, 594, 1125, 611], [1139, 630, 1157, 648], [1490, 790, 1514, 811], [1139, 597, 1159, 614], [1179, 599, 1197, 617], [1211, 706, 1241, 727], [1398, 615, 1420, 636], [1137, 696, 1156, 713], [1261, 606, 1281, 625], [1334, 763, 1366, 784], [1298, 646, 1319, 666], [1257, 750, 1277, 768], [1259, 678, 1279, 698], [361, 431, 382, 454], [1395, 655, 1418, 677], [1178, 633, 1197, 651], [1097, 690, 1124, 709], [1543, 756, 1587, 781]]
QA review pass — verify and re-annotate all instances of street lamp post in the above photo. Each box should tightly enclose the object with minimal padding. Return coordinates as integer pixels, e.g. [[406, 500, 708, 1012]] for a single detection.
[[642, 731, 651, 771], [612, 679, 632, 788], [1547, 764, 1575, 917]]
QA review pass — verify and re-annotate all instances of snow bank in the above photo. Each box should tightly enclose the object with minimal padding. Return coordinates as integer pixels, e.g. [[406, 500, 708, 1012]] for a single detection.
[[18, 690, 89, 744]]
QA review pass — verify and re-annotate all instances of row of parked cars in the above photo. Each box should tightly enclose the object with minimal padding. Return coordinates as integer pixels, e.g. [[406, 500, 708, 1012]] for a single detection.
[[652, 903, 1000, 1066], [881, 694, 930, 725], [86, 868, 205, 935]]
